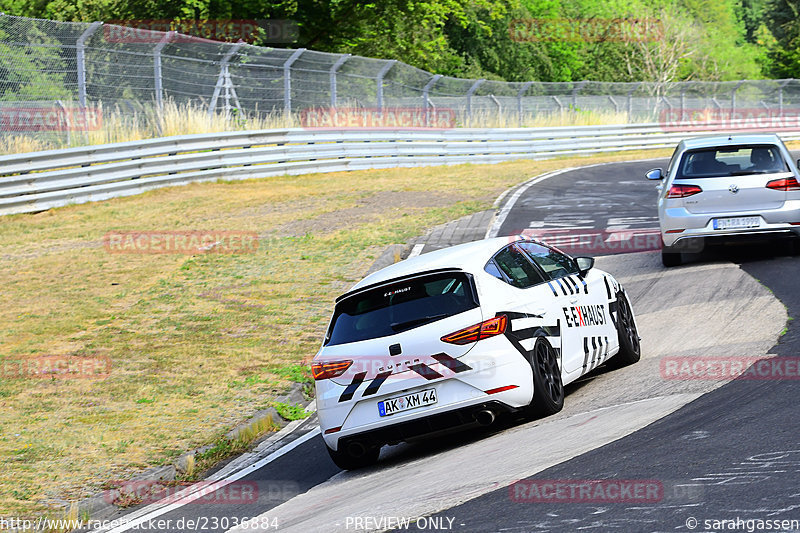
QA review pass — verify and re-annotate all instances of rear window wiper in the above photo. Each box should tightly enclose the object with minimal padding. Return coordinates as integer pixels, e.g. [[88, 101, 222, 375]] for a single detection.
[[390, 314, 448, 332]]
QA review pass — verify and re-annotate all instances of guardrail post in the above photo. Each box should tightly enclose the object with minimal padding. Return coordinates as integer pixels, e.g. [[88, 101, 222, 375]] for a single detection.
[[76, 22, 102, 108], [465, 79, 485, 123], [517, 82, 533, 127], [283, 48, 306, 116], [208, 41, 244, 118], [376, 60, 397, 114], [330, 54, 350, 108], [153, 31, 175, 112], [423, 74, 442, 126]]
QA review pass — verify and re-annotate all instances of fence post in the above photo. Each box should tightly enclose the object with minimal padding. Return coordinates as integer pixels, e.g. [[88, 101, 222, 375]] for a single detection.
[[283, 48, 306, 116], [423, 74, 442, 126], [153, 31, 175, 112], [778, 79, 790, 114], [626, 82, 640, 122], [517, 81, 533, 127], [466, 79, 485, 123], [330, 54, 350, 108], [730, 80, 745, 119], [208, 41, 244, 118], [76, 21, 102, 108], [571, 80, 587, 110], [376, 60, 397, 113]]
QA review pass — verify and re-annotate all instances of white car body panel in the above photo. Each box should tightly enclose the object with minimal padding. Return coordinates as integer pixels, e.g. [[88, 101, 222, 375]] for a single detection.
[[313, 237, 635, 454]]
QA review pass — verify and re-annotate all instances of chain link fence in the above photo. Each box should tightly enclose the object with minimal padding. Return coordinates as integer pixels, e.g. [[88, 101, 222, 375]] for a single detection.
[[3, 13, 800, 148]]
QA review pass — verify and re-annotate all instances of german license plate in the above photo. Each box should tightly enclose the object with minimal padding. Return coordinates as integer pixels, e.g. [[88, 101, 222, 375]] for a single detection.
[[378, 389, 437, 417], [713, 217, 760, 230]]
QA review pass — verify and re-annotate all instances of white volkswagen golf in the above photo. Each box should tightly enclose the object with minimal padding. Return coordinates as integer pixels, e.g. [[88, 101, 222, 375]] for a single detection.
[[312, 236, 640, 469], [647, 133, 800, 266]]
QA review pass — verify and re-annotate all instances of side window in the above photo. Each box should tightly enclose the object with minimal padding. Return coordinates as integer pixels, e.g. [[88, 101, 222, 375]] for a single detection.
[[666, 146, 680, 177], [484, 259, 504, 281], [517, 241, 579, 280], [491, 245, 546, 288]]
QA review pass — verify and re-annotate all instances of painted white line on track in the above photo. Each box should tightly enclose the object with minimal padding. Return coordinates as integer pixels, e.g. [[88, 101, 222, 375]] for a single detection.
[[485, 157, 670, 240], [91, 428, 321, 533], [485, 168, 576, 239]]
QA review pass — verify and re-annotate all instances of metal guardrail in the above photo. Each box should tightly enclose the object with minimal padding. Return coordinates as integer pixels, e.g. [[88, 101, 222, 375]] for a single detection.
[[2, 124, 800, 216]]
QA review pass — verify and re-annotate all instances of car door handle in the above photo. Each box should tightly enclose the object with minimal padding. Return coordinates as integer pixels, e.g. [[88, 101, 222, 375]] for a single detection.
[[569, 297, 579, 304]]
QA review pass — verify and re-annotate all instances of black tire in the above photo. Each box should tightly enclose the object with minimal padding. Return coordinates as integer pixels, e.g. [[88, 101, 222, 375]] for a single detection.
[[326, 441, 380, 470], [661, 246, 682, 267], [525, 337, 564, 418], [608, 291, 641, 368]]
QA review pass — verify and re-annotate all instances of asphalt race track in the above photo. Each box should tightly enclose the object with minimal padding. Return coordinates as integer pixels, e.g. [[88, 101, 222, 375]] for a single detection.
[[85, 157, 800, 533]]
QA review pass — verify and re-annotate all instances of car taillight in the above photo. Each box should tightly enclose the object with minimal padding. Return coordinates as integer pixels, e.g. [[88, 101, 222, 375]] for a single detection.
[[666, 184, 703, 198], [311, 360, 353, 380], [766, 177, 800, 191], [441, 315, 508, 345]]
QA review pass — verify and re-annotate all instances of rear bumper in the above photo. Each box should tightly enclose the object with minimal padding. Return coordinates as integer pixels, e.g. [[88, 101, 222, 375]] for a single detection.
[[337, 400, 518, 451], [660, 208, 800, 247], [316, 341, 534, 451]]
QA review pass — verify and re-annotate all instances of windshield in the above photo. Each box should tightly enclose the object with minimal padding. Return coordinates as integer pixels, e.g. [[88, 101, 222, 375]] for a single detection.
[[677, 145, 788, 179], [325, 271, 479, 346]]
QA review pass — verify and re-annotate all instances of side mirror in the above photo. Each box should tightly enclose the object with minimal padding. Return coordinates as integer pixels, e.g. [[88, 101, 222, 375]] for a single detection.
[[575, 256, 595, 275], [645, 168, 663, 181]]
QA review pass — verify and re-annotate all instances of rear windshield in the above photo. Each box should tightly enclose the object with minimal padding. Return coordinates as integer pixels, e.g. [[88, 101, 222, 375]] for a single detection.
[[325, 271, 479, 346], [677, 145, 788, 179]]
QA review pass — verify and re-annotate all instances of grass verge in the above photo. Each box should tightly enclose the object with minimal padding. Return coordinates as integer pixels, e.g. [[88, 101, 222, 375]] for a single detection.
[[0, 148, 671, 519]]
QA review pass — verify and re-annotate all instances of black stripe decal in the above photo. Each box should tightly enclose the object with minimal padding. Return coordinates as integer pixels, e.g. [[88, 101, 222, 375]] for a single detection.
[[590, 336, 598, 370], [431, 353, 472, 373], [339, 372, 367, 402], [362, 371, 392, 396], [597, 336, 604, 366], [564, 277, 575, 295], [577, 274, 589, 294], [556, 278, 569, 296], [609, 300, 619, 328], [409, 363, 443, 380], [513, 325, 561, 341], [583, 337, 590, 372], [603, 336, 609, 362], [547, 281, 559, 297], [565, 276, 579, 294], [603, 276, 612, 299]]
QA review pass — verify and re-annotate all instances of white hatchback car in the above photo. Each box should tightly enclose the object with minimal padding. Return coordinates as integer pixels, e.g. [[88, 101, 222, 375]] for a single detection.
[[312, 236, 640, 469], [647, 133, 800, 266]]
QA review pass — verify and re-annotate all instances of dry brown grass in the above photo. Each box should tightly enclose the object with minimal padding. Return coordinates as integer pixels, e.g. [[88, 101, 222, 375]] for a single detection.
[[0, 103, 636, 154]]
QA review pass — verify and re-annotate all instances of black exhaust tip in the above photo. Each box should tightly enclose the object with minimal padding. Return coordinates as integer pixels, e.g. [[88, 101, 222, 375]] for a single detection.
[[474, 409, 496, 426]]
